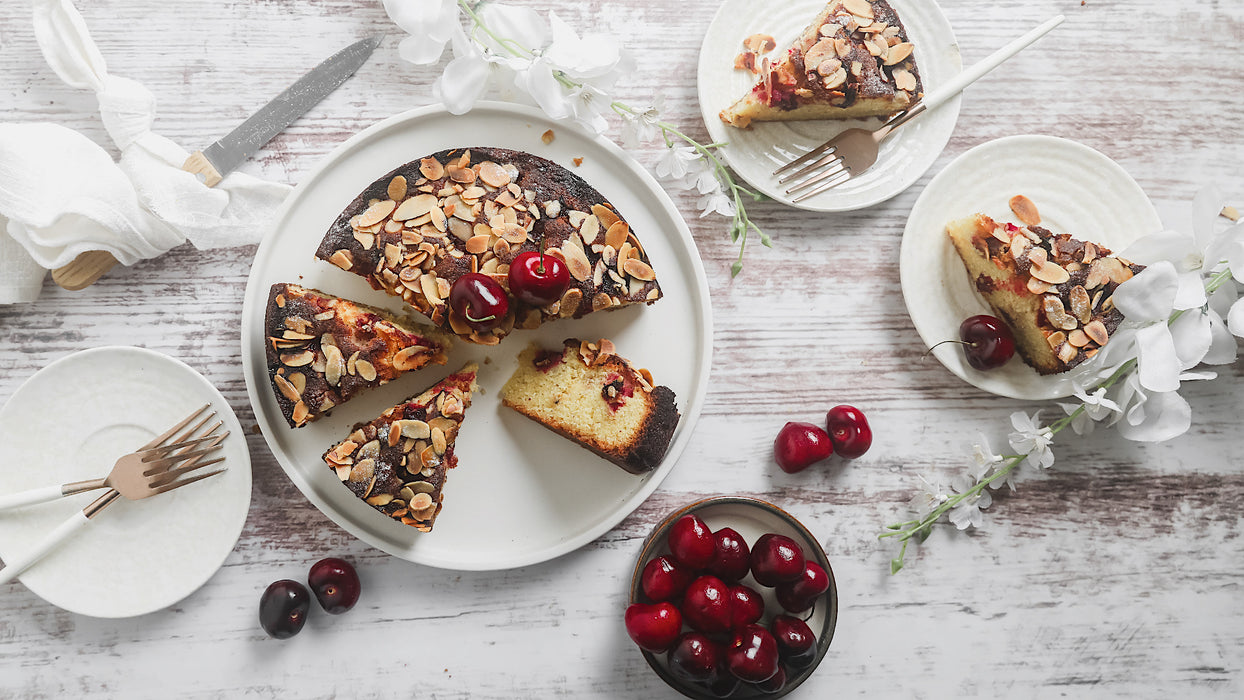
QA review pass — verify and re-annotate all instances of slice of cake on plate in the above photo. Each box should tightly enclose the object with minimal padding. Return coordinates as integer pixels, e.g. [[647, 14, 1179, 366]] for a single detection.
[[720, 0, 921, 128], [264, 283, 452, 428], [500, 339, 680, 474], [946, 203, 1143, 375], [322, 363, 478, 532], [316, 147, 663, 346]]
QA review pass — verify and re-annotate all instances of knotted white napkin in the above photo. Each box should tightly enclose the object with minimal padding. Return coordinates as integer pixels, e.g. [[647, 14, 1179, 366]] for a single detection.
[[0, 0, 292, 303]]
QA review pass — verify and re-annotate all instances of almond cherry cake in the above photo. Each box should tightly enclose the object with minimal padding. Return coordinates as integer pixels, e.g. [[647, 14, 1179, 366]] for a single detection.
[[264, 283, 452, 428], [316, 147, 663, 345], [946, 202, 1143, 375], [500, 339, 680, 474], [720, 0, 921, 128], [322, 364, 478, 532]]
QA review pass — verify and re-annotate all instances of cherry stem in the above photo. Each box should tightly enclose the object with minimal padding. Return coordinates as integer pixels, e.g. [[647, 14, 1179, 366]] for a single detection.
[[464, 305, 497, 324], [923, 339, 973, 359], [537, 236, 547, 274]]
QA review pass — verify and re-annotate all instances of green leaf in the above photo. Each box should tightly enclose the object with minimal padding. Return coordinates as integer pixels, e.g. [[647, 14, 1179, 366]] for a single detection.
[[885, 523, 902, 530], [890, 558, 904, 575], [730, 260, 743, 277], [915, 525, 932, 543]]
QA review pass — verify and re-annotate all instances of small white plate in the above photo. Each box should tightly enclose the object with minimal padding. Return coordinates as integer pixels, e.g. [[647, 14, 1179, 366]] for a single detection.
[[241, 102, 712, 571], [0, 347, 251, 618], [900, 135, 1163, 400], [697, 0, 962, 212]]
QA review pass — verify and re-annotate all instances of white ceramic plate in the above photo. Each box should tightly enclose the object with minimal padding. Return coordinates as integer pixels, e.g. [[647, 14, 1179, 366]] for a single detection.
[[900, 135, 1163, 400], [0, 347, 251, 618], [241, 102, 712, 571], [697, 0, 962, 212]]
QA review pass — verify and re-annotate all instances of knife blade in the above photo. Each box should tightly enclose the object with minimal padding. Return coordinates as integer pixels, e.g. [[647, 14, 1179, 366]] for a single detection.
[[183, 35, 383, 186], [53, 35, 382, 291]]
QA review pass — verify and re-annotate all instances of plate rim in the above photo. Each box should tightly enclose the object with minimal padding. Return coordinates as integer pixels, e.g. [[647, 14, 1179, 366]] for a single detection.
[[899, 133, 1163, 400], [696, 0, 962, 212], [241, 101, 714, 571], [0, 345, 252, 618]]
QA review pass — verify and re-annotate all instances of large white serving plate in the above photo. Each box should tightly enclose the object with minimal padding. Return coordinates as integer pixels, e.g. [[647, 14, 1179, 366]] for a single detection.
[[900, 135, 1163, 400], [698, 0, 962, 211], [0, 347, 251, 617], [241, 102, 712, 571]]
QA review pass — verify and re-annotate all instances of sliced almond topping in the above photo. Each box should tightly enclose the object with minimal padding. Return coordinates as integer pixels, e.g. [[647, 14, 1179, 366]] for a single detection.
[[579, 214, 601, 246], [883, 42, 913, 65], [1085, 259, 1110, 289], [448, 217, 473, 242], [329, 249, 353, 271], [541, 129, 555, 144], [420, 273, 443, 304], [591, 204, 621, 230], [1045, 331, 1066, 349], [387, 175, 408, 202], [822, 67, 848, 90], [559, 288, 582, 318], [1058, 342, 1078, 364], [289, 372, 306, 395], [461, 186, 487, 202], [291, 400, 309, 425], [1043, 295, 1079, 331], [477, 161, 510, 189], [843, 0, 874, 18], [743, 33, 777, 53], [465, 234, 491, 255], [358, 199, 396, 228], [274, 374, 300, 402], [604, 221, 629, 250], [592, 292, 612, 311], [493, 237, 511, 258], [352, 231, 375, 250], [1027, 277, 1052, 294], [1067, 329, 1090, 348], [280, 350, 314, 367], [893, 68, 916, 92], [324, 344, 345, 387], [563, 244, 592, 282], [354, 359, 377, 382], [393, 346, 427, 372], [1031, 259, 1071, 285], [1008, 195, 1041, 227], [1069, 285, 1092, 324], [1222, 205, 1241, 222], [431, 426, 447, 455], [397, 419, 431, 440], [501, 223, 528, 245], [1082, 242, 1098, 264], [447, 165, 476, 184], [419, 158, 445, 180], [393, 193, 437, 221], [623, 258, 656, 282], [1084, 320, 1110, 346], [409, 492, 434, 511], [817, 58, 843, 77], [1107, 261, 1134, 284]]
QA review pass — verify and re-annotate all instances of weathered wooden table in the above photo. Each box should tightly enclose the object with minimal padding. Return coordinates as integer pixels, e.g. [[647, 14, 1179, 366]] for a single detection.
[[2, 0, 1242, 696]]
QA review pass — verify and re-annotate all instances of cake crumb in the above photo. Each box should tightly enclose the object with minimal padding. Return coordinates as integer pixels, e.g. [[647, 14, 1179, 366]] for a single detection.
[[572, 157, 583, 166], [541, 129, 555, 144], [1221, 205, 1240, 222]]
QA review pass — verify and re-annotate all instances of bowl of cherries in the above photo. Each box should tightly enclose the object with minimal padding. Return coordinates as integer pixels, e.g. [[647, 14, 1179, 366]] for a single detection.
[[625, 497, 837, 698]]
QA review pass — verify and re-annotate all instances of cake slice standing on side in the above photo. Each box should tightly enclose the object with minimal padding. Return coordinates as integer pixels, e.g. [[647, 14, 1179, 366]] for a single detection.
[[265, 283, 453, 428], [500, 339, 680, 474], [720, 0, 921, 128], [946, 203, 1143, 375], [323, 364, 478, 532]]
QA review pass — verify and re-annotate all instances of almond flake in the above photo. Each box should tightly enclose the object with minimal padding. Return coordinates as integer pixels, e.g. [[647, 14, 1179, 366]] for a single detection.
[[1009, 195, 1041, 227], [562, 244, 592, 282], [1084, 320, 1110, 346], [893, 68, 916, 92], [883, 42, 913, 65], [623, 258, 656, 281], [329, 249, 353, 270], [1043, 295, 1079, 331], [478, 162, 510, 188], [559, 288, 582, 318], [420, 273, 443, 304], [419, 158, 445, 180]]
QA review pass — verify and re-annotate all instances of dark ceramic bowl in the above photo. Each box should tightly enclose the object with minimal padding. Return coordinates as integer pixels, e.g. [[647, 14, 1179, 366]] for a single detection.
[[628, 496, 837, 698]]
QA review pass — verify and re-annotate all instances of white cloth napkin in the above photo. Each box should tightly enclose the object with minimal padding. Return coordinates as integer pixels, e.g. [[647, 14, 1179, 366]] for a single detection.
[[0, 0, 292, 303]]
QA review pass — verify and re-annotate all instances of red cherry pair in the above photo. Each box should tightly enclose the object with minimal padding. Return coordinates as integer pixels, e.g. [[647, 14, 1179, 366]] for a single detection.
[[773, 405, 871, 473], [448, 249, 570, 332], [259, 557, 361, 640]]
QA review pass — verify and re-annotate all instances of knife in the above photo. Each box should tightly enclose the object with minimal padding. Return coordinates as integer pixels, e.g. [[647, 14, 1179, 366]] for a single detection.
[[52, 35, 383, 291]]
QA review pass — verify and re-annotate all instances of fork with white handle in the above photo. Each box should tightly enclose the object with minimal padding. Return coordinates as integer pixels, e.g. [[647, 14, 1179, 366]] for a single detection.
[[0, 404, 228, 585], [776, 14, 1066, 201]]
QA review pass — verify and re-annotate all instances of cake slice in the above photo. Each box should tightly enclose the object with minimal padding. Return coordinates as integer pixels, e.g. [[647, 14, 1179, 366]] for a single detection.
[[316, 147, 663, 346], [500, 339, 680, 474], [323, 364, 478, 532], [946, 208, 1143, 374], [264, 283, 452, 428], [720, 0, 921, 128]]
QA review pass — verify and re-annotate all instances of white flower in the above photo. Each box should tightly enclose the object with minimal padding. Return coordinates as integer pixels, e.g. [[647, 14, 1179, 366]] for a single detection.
[[1057, 386, 1122, 436], [948, 475, 992, 531], [543, 12, 626, 86], [966, 432, 1004, 482], [385, 0, 460, 65], [476, 4, 549, 54], [564, 83, 613, 133], [1111, 372, 1192, 442], [908, 475, 950, 519], [1008, 411, 1054, 470], [655, 144, 701, 180], [620, 97, 663, 149], [1111, 261, 1215, 393], [433, 25, 530, 115], [697, 188, 736, 218]]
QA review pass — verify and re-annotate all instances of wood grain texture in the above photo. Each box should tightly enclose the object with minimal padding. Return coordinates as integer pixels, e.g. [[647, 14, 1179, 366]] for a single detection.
[[2, 0, 1243, 697]]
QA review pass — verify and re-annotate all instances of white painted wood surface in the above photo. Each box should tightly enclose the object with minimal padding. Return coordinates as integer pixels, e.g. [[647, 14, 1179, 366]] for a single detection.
[[2, 0, 1243, 696]]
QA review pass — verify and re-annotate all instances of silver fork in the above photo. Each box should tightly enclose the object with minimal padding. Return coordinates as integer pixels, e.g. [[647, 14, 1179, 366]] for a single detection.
[[775, 15, 1065, 202], [0, 405, 229, 584]]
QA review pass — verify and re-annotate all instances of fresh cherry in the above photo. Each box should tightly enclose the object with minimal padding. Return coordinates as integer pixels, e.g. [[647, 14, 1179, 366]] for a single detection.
[[706, 527, 751, 582], [681, 575, 732, 633], [750, 533, 805, 587], [756, 665, 787, 694], [667, 631, 721, 684], [307, 557, 361, 614], [773, 422, 833, 473], [775, 561, 830, 613], [641, 555, 694, 603], [667, 514, 717, 569], [508, 250, 570, 306], [625, 602, 682, 653], [958, 314, 1016, 370], [726, 623, 780, 683], [825, 405, 871, 459], [448, 273, 509, 331], [728, 584, 765, 630], [771, 614, 818, 669], [259, 579, 311, 639]]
